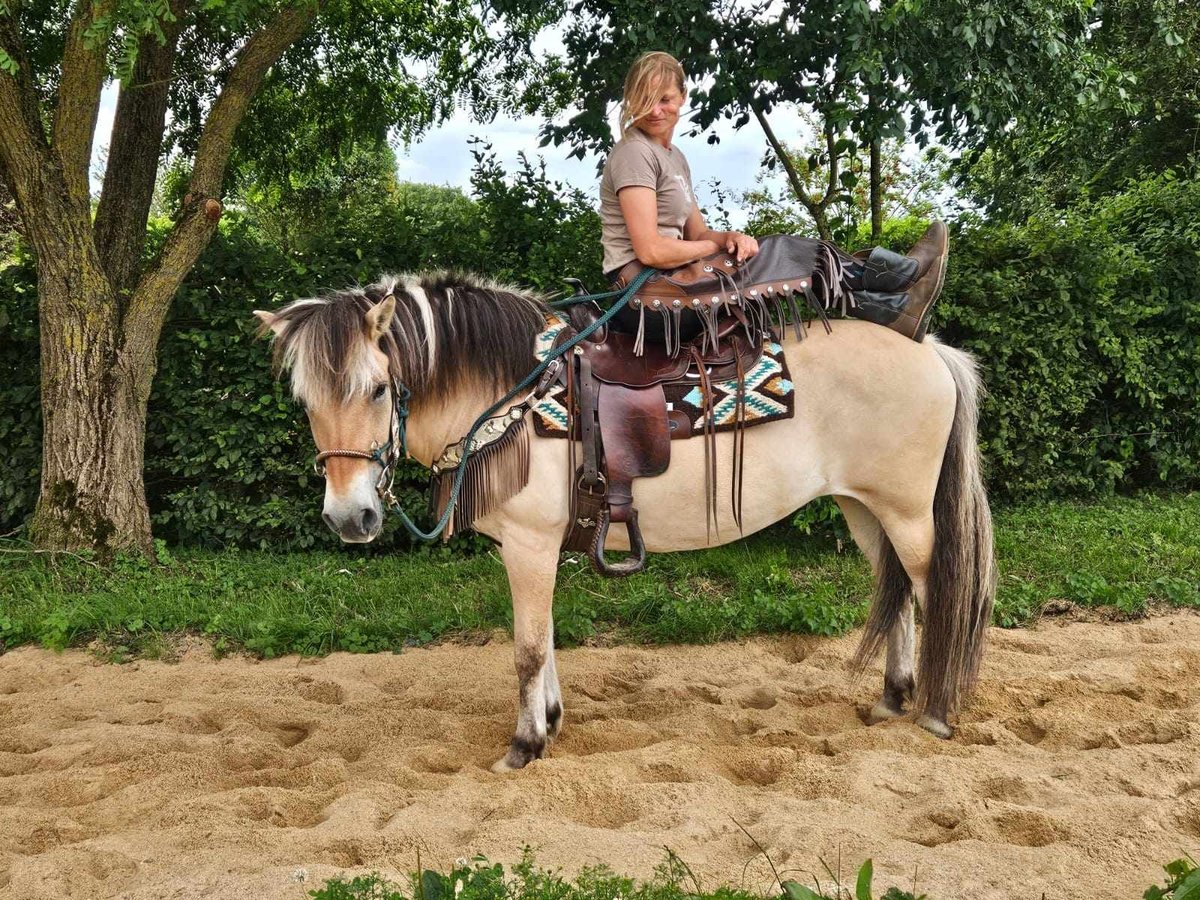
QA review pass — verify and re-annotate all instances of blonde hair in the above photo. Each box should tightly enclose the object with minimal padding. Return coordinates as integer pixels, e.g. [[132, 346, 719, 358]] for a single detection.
[[619, 51, 686, 137]]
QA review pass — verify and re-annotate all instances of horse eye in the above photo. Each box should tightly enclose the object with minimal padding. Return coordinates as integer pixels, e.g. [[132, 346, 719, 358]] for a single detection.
[[371, 383, 387, 401]]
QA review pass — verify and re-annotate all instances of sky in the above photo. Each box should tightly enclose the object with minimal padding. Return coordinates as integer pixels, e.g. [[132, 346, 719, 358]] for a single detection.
[[91, 83, 814, 231]]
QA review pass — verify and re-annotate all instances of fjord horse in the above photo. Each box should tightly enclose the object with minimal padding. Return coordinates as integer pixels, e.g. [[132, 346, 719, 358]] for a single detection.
[[255, 272, 995, 771]]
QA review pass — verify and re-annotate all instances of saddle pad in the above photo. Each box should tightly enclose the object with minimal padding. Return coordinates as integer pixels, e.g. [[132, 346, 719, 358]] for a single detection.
[[531, 321, 795, 439]]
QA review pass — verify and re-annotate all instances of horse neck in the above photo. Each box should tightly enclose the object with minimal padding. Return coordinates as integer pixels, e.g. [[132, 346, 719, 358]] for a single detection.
[[402, 381, 509, 469]]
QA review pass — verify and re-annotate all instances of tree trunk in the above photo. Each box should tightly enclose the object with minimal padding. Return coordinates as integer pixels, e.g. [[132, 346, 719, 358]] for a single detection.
[[870, 135, 883, 245], [27, 236, 154, 555], [2, 1, 316, 555]]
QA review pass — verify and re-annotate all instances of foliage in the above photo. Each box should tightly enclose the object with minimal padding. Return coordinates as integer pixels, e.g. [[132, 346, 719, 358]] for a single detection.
[[307, 848, 927, 900], [466, 139, 604, 293], [784, 858, 924, 900], [2, 0, 564, 553], [938, 170, 1200, 498], [0, 143, 603, 545], [0, 242, 39, 530], [737, 116, 950, 246], [537, 0, 1115, 235], [1145, 857, 1200, 900], [3, 158, 1198, 543], [957, 0, 1199, 219], [304, 852, 1200, 900]]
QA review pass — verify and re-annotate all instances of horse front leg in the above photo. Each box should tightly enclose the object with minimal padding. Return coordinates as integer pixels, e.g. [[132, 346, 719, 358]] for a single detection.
[[492, 530, 560, 772], [544, 610, 563, 741]]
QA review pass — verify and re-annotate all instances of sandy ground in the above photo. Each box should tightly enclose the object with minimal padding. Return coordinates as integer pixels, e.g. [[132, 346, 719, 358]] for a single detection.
[[2, 613, 1199, 900]]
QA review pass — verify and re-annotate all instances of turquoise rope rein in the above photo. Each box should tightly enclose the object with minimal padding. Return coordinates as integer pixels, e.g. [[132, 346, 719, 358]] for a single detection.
[[392, 267, 657, 542]]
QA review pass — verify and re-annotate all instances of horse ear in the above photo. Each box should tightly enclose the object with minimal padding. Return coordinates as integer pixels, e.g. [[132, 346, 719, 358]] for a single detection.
[[253, 309, 284, 337], [365, 294, 396, 341]]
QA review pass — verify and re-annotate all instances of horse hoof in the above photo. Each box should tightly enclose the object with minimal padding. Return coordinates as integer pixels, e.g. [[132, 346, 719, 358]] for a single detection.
[[491, 736, 545, 772], [868, 700, 904, 724], [916, 714, 954, 739], [491, 756, 519, 774]]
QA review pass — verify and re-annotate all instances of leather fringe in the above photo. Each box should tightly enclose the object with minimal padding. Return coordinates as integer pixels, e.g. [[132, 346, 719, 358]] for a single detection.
[[430, 419, 530, 539]]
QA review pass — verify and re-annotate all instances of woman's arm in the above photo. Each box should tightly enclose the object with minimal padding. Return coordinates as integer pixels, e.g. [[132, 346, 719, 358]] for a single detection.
[[618, 186, 720, 269]]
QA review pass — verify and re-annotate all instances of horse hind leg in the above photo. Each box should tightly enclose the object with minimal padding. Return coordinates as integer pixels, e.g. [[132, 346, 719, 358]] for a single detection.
[[876, 507, 956, 738], [837, 496, 927, 730]]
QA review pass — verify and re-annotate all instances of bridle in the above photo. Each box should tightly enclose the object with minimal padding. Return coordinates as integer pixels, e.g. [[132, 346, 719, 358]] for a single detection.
[[312, 375, 411, 508]]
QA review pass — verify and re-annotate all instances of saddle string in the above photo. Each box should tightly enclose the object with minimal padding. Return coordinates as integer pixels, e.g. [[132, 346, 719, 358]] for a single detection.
[[566, 349, 578, 527], [732, 350, 747, 535], [689, 344, 718, 543]]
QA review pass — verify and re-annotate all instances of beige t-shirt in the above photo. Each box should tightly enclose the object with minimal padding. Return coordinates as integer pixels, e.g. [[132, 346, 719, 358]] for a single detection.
[[599, 127, 697, 275]]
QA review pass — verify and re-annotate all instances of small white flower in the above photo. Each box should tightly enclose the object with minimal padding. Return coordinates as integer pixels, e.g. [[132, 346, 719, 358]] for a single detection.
[[455, 858, 469, 868], [291, 868, 308, 883], [455, 878, 464, 897]]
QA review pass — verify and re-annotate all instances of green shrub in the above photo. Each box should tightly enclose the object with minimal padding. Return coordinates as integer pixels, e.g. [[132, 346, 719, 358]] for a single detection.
[[1, 165, 1197, 546], [938, 170, 1200, 498]]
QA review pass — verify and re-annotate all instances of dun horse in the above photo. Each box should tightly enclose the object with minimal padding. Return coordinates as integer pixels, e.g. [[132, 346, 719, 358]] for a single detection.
[[255, 272, 995, 772]]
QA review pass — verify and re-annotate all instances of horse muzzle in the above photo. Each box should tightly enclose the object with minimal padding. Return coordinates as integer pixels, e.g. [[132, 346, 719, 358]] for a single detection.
[[322, 500, 383, 543]]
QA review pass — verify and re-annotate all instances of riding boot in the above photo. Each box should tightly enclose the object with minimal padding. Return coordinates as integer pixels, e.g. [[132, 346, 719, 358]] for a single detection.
[[845, 221, 950, 342]]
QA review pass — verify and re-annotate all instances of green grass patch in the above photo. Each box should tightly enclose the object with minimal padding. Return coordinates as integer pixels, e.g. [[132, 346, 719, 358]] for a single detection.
[[307, 849, 924, 900], [1, 493, 1196, 657], [991, 492, 1200, 625], [305, 849, 1200, 900]]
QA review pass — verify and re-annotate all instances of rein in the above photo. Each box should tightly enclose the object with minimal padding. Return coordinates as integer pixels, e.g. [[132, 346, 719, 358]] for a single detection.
[[313, 269, 657, 543]]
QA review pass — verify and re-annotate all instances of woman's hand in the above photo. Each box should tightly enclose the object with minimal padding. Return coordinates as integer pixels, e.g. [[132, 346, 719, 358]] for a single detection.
[[723, 231, 759, 262]]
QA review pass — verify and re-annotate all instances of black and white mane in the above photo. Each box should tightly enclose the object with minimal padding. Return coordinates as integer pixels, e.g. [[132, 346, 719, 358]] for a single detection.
[[265, 272, 551, 407]]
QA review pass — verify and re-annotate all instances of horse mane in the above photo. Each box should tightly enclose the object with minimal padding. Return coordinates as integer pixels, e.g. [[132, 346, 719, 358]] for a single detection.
[[265, 272, 551, 408]]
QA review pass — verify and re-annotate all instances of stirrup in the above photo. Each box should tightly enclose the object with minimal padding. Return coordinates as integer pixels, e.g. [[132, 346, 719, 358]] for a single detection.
[[589, 508, 647, 577]]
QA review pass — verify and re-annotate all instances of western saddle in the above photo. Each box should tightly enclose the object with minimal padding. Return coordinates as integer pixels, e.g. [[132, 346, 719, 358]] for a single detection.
[[555, 246, 835, 577]]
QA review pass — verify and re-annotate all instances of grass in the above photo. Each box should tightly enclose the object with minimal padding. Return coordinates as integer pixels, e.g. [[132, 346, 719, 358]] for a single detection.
[[302, 848, 1200, 900], [305, 848, 926, 900], [0, 493, 1197, 659]]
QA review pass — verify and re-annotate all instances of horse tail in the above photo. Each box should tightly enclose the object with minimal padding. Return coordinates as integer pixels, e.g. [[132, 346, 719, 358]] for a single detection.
[[917, 339, 997, 720]]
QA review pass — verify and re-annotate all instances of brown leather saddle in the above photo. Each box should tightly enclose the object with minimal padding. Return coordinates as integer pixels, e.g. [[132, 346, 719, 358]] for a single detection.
[[554, 237, 849, 577], [555, 303, 765, 577]]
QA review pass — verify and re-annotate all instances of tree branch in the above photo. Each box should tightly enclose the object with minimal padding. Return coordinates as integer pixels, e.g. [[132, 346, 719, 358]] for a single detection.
[[822, 122, 839, 208], [750, 99, 831, 240], [94, 0, 188, 296], [0, 10, 56, 227], [122, 1, 318, 394], [0, 8, 44, 140], [52, 0, 113, 205]]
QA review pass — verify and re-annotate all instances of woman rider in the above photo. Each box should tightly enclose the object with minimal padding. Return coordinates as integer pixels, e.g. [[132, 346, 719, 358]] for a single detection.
[[600, 51, 948, 343]]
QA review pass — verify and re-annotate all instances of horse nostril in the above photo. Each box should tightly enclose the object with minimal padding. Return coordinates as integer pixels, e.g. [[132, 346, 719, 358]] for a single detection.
[[359, 507, 379, 534], [322, 512, 337, 532]]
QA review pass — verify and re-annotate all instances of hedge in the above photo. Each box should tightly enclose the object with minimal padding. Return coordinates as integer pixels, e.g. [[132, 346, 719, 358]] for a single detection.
[[1, 166, 1196, 547]]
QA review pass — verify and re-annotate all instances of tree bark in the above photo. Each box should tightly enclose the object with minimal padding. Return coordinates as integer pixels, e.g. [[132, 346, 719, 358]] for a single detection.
[[29, 244, 154, 554]]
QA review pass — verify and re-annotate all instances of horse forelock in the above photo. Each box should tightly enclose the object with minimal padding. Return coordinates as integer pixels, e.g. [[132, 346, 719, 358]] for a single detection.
[[268, 272, 551, 408]]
